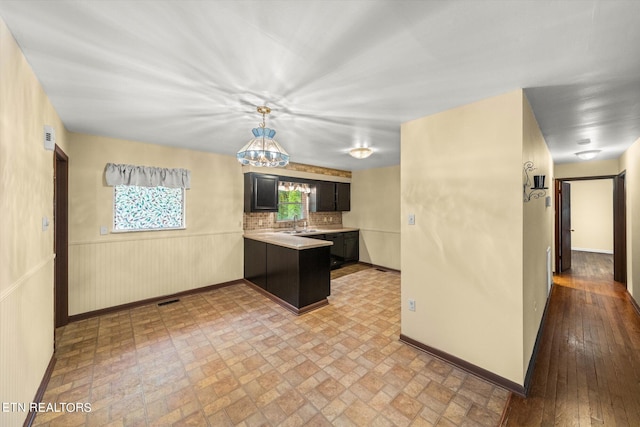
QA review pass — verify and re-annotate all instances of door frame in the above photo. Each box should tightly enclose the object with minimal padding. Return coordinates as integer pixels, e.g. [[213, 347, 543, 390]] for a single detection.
[[554, 180, 573, 272], [54, 145, 69, 329], [554, 175, 626, 282], [613, 171, 627, 283]]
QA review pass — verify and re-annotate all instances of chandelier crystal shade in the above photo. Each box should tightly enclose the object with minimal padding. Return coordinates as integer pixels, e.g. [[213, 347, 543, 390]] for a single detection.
[[237, 106, 290, 167]]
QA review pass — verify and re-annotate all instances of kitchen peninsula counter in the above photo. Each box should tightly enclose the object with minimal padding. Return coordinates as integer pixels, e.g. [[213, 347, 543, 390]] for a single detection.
[[243, 227, 359, 249], [243, 228, 360, 314]]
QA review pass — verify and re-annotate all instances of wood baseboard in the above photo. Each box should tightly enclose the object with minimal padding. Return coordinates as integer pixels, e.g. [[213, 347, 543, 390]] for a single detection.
[[23, 355, 56, 427], [243, 280, 328, 315], [68, 279, 243, 323], [522, 282, 555, 396], [399, 334, 527, 397]]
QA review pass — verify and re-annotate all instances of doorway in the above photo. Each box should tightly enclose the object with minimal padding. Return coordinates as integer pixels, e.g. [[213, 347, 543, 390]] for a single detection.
[[554, 173, 626, 284], [54, 146, 69, 329]]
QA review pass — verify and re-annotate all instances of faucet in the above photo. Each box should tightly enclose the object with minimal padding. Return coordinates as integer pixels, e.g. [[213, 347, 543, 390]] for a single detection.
[[293, 215, 298, 232]]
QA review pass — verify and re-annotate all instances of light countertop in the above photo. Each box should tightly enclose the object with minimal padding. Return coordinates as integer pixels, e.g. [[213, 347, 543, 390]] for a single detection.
[[243, 227, 359, 250]]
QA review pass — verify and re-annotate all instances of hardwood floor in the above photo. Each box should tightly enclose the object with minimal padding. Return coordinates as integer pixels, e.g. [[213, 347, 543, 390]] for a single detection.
[[503, 251, 640, 426]]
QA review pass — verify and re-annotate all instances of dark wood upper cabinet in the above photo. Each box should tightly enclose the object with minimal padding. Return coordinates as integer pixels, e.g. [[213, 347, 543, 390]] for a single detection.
[[244, 173, 278, 212], [244, 173, 351, 213], [336, 183, 350, 211], [311, 181, 336, 212]]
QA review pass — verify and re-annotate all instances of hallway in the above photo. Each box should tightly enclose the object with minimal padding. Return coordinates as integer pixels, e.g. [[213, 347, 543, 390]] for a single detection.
[[503, 251, 640, 426]]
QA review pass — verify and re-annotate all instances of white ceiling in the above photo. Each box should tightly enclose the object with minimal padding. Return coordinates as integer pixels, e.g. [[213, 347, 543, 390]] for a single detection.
[[1, 0, 639, 171]]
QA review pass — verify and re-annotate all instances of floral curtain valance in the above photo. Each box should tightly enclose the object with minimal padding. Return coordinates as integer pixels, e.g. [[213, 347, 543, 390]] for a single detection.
[[105, 163, 191, 189]]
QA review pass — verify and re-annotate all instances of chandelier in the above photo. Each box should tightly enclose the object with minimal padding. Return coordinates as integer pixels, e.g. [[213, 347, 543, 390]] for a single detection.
[[236, 106, 290, 167]]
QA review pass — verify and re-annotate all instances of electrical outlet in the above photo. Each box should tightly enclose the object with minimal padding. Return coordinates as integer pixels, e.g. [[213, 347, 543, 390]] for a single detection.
[[329, 217, 333, 223], [534, 300, 538, 312], [258, 219, 263, 226], [408, 299, 416, 312], [323, 217, 327, 222], [100, 226, 108, 235]]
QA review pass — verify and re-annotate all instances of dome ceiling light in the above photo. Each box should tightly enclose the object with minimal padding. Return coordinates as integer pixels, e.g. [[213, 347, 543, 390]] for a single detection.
[[575, 150, 601, 160], [349, 147, 373, 159]]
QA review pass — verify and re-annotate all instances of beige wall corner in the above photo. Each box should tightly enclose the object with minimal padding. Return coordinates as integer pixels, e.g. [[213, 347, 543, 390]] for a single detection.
[[343, 165, 400, 270], [0, 16, 69, 426], [67, 133, 244, 315], [522, 94, 554, 379], [400, 90, 525, 385], [619, 138, 640, 305]]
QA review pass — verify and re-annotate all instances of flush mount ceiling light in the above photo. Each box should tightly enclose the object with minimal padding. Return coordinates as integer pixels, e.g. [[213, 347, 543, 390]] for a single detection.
[[237, 106, 289, 167], [349, 147, 373, 159], [575, 150, 601, 160]]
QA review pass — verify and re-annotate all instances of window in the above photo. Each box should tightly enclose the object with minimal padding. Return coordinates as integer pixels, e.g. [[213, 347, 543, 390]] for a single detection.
[[277, 182, 309, 221], [113, 185, 185, 231], [105, 163, 190, 232]]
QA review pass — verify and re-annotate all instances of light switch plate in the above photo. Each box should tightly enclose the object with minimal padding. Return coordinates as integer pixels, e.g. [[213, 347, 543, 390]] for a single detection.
[[408, 214, 415, 225], [100, 226, 108, 235]]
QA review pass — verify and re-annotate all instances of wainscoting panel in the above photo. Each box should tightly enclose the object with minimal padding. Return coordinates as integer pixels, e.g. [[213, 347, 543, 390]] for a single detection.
[[68, 232, 243, 315], [0, 257, 54, 427]]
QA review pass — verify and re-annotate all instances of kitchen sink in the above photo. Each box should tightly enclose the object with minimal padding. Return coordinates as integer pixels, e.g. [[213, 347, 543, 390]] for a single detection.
[[279, 229, 318, 234]]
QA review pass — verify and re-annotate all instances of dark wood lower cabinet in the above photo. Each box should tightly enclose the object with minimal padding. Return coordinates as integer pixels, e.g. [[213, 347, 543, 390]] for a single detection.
[[267, 244, 330, 308], [244, 237, 331, 313], [244, 238, 267, 289], [343, 231, 359, 262], [310, 231, 359, 268]]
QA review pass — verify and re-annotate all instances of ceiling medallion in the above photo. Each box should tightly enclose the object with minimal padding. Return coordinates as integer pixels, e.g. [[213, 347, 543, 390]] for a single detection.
[[237, 106, 290, 167]]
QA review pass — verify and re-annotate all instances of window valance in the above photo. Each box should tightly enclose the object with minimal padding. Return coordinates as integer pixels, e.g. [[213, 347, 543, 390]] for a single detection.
[[105, 163, 191, 189]]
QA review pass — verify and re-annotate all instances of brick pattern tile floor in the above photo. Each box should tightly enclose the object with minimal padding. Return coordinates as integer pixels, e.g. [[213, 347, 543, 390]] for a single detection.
[[34, 267, 508, 426]]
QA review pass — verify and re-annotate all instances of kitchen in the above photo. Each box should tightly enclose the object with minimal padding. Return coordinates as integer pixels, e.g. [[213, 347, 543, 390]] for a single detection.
[[242, 171, 363, 314]]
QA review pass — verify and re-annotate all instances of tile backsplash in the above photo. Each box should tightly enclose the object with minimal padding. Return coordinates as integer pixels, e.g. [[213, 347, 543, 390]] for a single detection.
[[244, 211, 342, 231]]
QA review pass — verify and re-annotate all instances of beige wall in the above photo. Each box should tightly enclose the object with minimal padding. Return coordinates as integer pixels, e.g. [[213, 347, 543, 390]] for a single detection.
[[620, 137, 640, 305], [521, 95, 554, 378], [401, 90, 526, 384], [67, 133, 244, 315], [0, 17, 69, 426], [554, 158, 619, 178], [570, 180, 613, 253], [343, 165, 400, 270]]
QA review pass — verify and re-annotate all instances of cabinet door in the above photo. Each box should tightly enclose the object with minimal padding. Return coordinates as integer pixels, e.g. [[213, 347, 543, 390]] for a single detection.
[[245, 173, 279, 212], [325, 233, 345, 259], [343, 232, 359, 262], [244, 238, 267, 289], [336, 183, 351, 211], [266, 244, 299, 307], [311, 181, 336, 212]]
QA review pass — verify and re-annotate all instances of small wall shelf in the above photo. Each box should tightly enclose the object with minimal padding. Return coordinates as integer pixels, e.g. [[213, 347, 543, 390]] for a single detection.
[[523, 161, 547, 202]]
